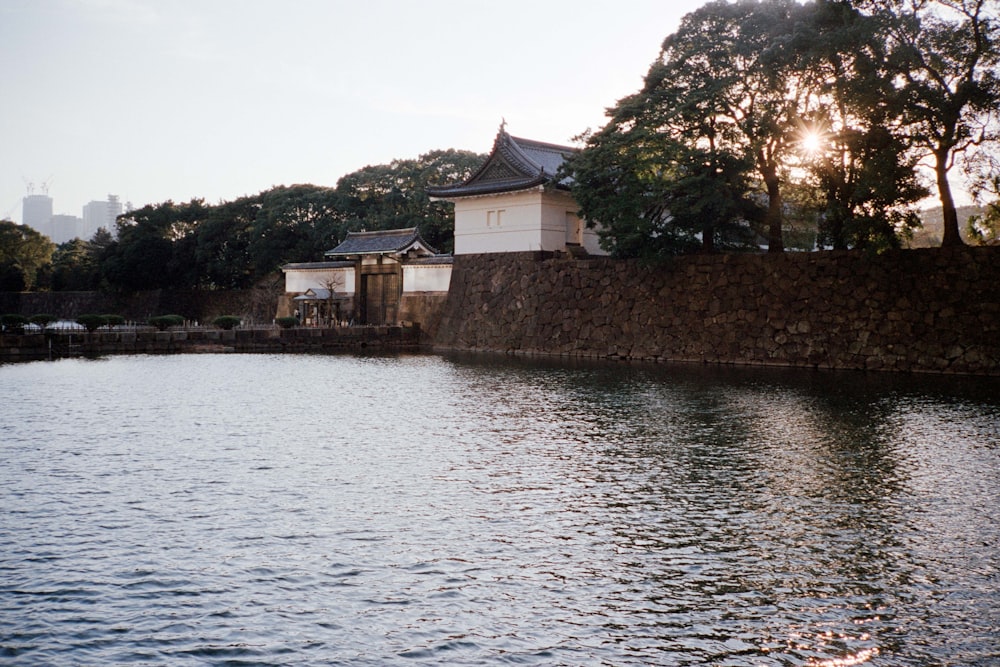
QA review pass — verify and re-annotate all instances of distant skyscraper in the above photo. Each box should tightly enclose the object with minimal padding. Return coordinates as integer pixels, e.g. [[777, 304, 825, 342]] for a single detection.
[[82, 194, 123, 239], [22, 193, 53, 237], [49, 214, 85, 244]]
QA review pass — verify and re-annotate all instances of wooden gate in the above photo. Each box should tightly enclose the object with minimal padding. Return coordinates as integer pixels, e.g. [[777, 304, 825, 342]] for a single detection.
[[360, 272, 401, 325]]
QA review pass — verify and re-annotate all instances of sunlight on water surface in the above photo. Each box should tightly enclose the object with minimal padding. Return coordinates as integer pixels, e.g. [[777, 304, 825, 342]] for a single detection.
[[1, 353, 998, 665]]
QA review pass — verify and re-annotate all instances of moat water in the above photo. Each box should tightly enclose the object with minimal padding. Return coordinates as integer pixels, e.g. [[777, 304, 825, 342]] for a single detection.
[[1, 353, 998, 666]]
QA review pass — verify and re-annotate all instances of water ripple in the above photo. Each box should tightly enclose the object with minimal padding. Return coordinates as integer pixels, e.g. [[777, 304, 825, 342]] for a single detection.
[[1, 354, 999, 665]]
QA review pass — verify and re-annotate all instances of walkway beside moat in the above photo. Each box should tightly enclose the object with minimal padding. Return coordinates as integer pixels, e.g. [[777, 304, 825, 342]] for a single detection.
[[0, 325, 422, 361]]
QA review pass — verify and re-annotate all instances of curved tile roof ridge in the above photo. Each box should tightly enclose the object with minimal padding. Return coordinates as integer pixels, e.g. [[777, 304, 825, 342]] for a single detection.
[[427, 127, 576, 198], [507, 135, 576, 177], [343, 226, 419, 238], [325, 226, 439, 256]]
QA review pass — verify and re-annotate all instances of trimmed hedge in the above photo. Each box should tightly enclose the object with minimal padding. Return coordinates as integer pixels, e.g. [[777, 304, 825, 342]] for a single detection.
[[213, 315, 242, 330], [76, 314, 108, 332], [30, 314, 57, 327], [1, 313, 28, 333], [149, 314, 185, 331]]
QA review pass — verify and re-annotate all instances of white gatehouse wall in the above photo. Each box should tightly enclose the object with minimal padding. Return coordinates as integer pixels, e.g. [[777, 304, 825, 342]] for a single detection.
[[452, 188, 603, 256]]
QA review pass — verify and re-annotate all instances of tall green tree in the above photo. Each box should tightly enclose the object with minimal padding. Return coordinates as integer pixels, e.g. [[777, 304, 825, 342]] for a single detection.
[[194, 196, 259, 289], [567, 0, 955, 256], [881, 0, 1000, 246], [0, 219, 55, 291], [659, 0, 814, 252], [568, 0, 814, 256], [88, 148, 482, 292], [249, 184, 344, 278], [105, 199, 209, 290], [565, 125, 761, 259], [51, 238, 101, 290], [792, 1, 929, 249], [333, 148, 484, 253]]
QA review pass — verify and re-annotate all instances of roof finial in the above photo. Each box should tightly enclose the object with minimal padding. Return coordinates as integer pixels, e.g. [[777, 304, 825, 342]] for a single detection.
[[500, 117, 507, 134]]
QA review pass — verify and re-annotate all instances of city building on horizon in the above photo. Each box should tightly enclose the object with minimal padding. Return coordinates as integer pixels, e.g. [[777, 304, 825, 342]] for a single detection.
[[82, 195, 123, 239], [21, 193, 53, 235], [50, 214, 85, 244], [20, 191, 125, 243]]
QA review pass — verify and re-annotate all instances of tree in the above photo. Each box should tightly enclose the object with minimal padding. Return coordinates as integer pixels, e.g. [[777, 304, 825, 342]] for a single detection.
[[194, 196, 260, 289], [104, 200, 209, 291], [85, 148, 483, 293], [881, 0, 1000, 246], [810, 126, 928, 249], [967, 200, 1000, 242], [791, 2, 930, 249], [0, 219, 55, 291], [333, 149, 484, 253], [51, 239, 101, 290], [660, 0, 817, 252], [248, 184, 343, 278], [567, 0, 955, 256], [568, 0, 818, 256], [565, 125, 761, 259]]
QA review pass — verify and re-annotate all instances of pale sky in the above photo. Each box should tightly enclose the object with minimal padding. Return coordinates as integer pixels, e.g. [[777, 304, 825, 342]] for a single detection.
[[0, 0, 706, 225]]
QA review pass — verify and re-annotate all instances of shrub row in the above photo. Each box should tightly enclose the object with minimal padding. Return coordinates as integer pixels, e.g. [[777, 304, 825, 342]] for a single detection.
[[2, 313, 252, 333]]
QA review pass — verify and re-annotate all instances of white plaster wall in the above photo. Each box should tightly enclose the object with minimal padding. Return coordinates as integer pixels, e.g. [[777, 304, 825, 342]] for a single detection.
[[284, 266, 355, 294], [451, 188, 607, 255], [539, 191, 576, 252], [453, 191, 544, 254], [582, 226, 604, 255], [403, 264, 452, 293], [455, 191, 543, 255]]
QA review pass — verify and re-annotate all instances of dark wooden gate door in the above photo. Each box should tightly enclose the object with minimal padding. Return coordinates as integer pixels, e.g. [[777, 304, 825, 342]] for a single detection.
[[360, 273, 400, 325]]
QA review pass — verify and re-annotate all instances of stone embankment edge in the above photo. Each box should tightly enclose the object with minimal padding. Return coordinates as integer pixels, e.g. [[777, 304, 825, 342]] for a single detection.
[[432, 247, 1000, 376], [0, 325, 421, 361]]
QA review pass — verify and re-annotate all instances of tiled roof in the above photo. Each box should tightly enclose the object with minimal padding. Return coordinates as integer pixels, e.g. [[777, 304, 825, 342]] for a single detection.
[[427, 129, 577, 198], [405, 255, 454, 266], [281, 260, 354, 271], [324, 227, 439, 257]]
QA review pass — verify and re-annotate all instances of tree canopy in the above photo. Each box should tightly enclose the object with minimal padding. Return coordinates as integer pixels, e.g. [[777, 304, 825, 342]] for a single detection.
[[881, 0, 1000, 246], [0, 220, 55, 291], [88, 148, 483, 292], [564, 0, 1000, 258]]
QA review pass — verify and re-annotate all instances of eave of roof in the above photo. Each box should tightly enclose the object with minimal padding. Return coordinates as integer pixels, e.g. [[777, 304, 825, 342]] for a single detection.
[[427, 128, 576, 199], [324, 227, 439, 258], [282, 260, 355, 271], [405, 255, 455, 266]]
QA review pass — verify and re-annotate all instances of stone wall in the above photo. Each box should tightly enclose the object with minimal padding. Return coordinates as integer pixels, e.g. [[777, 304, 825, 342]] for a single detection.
[[0, 325, 420, 361], [434, 247, 1000, 375], [399, 292, 449, 341]]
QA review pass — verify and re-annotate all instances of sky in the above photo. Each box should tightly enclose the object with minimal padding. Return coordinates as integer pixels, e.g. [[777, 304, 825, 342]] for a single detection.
[[0, 0, 708, 225]]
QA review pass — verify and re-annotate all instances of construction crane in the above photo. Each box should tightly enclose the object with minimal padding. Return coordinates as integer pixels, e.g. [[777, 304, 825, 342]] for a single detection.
[[3, 198, 21, 221]]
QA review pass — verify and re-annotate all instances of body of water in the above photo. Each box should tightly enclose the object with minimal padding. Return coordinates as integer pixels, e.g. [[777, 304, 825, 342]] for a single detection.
[[1, 353, 998, 665]]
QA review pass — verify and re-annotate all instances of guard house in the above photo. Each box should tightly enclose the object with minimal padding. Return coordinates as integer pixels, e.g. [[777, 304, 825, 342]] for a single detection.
[[427, 126, 606, 256], [281, 227, 452, 327], [282, 262, 354, 326]]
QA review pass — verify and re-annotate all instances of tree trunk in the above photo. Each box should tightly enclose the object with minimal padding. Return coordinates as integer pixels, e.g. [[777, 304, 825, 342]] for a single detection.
[[935, 149, 965, 247], [762, 164, 784, 253], [702, 224, 715, 253]]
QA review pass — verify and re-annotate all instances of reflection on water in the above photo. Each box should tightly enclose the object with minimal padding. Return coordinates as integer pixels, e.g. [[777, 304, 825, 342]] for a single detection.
[[1, 353, 998, 665]]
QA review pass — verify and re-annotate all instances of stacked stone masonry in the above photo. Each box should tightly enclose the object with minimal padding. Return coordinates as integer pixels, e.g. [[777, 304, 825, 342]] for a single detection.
[[434, 247, 1000, 375]]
